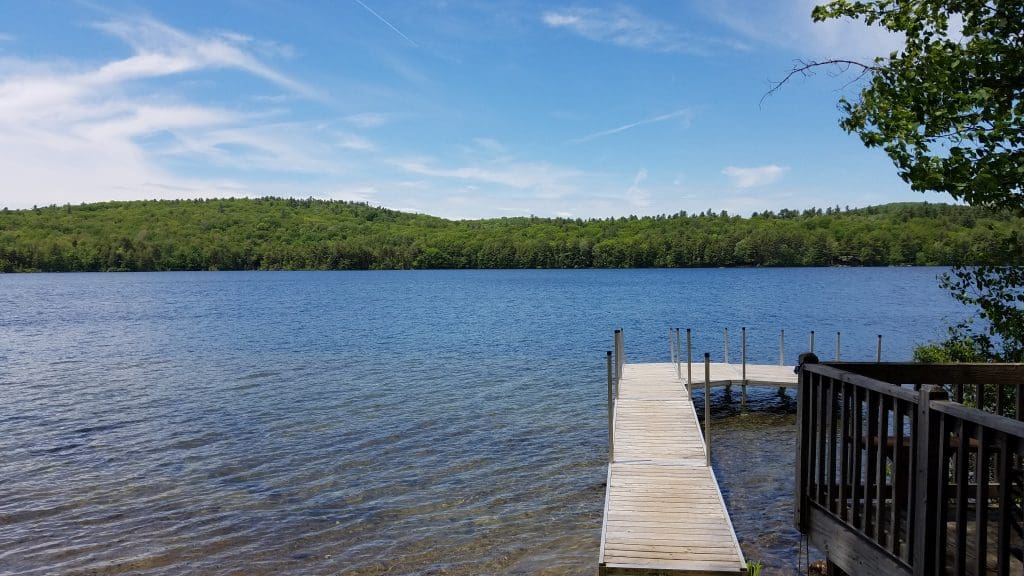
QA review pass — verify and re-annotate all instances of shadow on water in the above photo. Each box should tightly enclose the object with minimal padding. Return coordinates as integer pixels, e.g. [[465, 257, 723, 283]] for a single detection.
[[696, 388, 825, 575]]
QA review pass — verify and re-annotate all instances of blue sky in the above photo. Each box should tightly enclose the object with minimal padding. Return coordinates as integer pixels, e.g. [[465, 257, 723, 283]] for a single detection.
[[0, 1, 951, 219]]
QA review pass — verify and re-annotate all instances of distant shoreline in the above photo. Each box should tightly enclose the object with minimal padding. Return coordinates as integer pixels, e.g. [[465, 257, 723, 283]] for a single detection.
[[2, 198, 1020, 272]]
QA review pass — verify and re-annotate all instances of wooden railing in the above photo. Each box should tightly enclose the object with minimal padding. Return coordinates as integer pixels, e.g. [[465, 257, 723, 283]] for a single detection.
[[796, 362, 1024, 576]]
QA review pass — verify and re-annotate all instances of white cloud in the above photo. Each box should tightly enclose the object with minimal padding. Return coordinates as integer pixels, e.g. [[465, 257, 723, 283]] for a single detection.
[[722, 165, 789, 188], [0, 33, 15, 43], [392, 156, 581, 198], [344, 112, 393, 128], [706, 1, 903, 60], [338, 133, 376, 151], [570, 108, 694, 144], [0, 16, 333, 209], [92, 17, 319, 98], [625, 168, 651, 208], [327, 185, 379, 204], [542, 6, 737, 54]]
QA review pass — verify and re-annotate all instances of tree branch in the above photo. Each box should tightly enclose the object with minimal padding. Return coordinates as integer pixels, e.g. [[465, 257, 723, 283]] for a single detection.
[[761, 59, 878, 107]]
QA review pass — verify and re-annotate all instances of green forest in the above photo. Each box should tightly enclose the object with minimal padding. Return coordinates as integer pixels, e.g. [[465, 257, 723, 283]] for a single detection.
[[1, 198, 1021, 272]]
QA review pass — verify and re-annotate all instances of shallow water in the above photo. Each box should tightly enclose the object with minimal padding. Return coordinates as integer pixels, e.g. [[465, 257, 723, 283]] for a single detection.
[[707, 393, 821, 575], [0, 269, 964, 574]]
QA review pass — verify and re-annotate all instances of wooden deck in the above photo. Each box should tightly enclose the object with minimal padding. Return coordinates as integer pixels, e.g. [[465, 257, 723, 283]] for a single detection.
[[681, 361, 798, 389], [599, 362, 748, 575]]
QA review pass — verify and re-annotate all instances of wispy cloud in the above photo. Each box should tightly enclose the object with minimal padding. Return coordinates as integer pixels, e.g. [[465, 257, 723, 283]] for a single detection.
[[353, 0, 419, 47], [92, 17, 319, 98], [704, 1, 902, 60], [0, 16, 339, 208], [344, 112, 393, 128], [625, 168, 651, 208], [570, 108, 693, 144], [722, 165, 789, 188], [0, 33, 15, 43], [542, 6, 739, 54], [392, 156, 580, 198]]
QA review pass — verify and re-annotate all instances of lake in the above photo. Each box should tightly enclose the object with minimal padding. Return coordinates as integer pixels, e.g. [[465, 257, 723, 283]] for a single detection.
[[0, 268, 967, 575]]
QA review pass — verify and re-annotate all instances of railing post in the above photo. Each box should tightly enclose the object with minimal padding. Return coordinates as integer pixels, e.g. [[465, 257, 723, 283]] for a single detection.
[[615, 328, 624, 385], [794, 352, 819, 531], [810, 330, 815, 354], [614, 327, 622, 373], [741, 327, 748, 411], [675, 328, 682, 379], [780, 329, 785, 366], [876, 334, 882, 362], [913, 385, 949, 576], [613, 329, 620, 382], [835, 331, 841, 361], [724, 328, 729, 364], [606, 351, 614, 461], [686, 329, 693, 399], [669, 327, 675, 364], [704, 352, 711, 466]]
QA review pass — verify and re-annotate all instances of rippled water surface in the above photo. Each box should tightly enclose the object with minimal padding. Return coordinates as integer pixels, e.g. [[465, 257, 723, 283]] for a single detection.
[[0, 269, 966, 574]]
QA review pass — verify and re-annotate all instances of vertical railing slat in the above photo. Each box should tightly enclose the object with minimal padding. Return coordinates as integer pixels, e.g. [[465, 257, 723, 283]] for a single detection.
[[974, 425, 989, 576], [838, 380, 850, 522], [953, 418, 970, 574], [852, 385, 865, 531], [865, 389, 879, 535], [934, 412, 953, 575], [826, 375, 838, 514], [890, 398, 907, 559], [997, 432, 1012, 575], [874, 394, 889, 546]]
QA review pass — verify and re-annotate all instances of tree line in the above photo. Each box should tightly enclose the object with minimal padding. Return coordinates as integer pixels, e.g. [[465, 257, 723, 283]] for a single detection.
[[1, 198, 1021, 272]]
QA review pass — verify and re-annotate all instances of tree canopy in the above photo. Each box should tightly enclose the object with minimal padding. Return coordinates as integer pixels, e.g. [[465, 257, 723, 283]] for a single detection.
[[805, 0, 1023, 361], [814, 0, 1023, 211], [0, 198, 1020, 273]]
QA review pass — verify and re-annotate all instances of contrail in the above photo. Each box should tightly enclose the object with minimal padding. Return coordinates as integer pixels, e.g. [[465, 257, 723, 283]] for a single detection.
[[353, 0, 419, 47], [570, 108, 693, 144]]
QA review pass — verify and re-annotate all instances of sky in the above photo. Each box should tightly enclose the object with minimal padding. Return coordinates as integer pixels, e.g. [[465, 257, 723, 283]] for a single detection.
[[0, 0, 953, 219]]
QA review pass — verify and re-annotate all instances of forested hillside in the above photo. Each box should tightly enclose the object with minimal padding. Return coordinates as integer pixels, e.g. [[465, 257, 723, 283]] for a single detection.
[[1, 198, 1020, 272]]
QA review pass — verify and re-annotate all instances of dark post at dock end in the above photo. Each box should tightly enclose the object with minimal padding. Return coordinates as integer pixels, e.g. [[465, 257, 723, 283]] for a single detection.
[[794, 351, 818, 532]]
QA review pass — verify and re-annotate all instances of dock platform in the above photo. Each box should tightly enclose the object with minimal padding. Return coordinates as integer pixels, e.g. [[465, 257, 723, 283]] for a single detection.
[[599, 363, 745, 575], [599, 361, 796, 575]]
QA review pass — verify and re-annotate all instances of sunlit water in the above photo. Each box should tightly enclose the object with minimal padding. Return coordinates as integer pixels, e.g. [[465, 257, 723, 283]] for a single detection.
[[0, 269, 966, 574]]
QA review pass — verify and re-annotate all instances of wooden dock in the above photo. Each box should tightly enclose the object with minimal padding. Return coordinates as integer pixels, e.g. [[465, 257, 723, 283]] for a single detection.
[[599, 360, 797, 575]]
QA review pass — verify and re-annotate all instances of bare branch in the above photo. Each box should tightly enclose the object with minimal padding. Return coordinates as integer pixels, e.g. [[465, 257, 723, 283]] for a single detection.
[[761, 59, 878, 107]]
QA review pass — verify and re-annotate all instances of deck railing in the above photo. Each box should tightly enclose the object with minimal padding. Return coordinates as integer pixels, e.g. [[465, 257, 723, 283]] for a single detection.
[[796, 361, 1024, 576]]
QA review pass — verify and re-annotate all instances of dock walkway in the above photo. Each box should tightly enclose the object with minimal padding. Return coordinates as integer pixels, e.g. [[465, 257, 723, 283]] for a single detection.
[[598, 361, 797, 575], [599, 362, 745, 575]]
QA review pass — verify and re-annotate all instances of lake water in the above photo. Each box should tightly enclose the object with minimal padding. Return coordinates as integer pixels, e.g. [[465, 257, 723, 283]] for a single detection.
[[0, 268, 967, 575]]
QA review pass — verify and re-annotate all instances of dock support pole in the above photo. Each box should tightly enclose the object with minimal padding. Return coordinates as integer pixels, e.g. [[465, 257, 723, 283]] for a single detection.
[[876, 334, 882, 362], [669, 328, 675, 364], [704, 352, 711, 466], [606, 351, 614, 461], [836, 331, 841, 361], [779, 329, 787, 396], [810, 330, 815, 354], [614, 330, 622, 383], [675, 328, 682, 380], [686, 329, 692, 399], [741, 327, 747, 412], [614, 329, 622, 392]]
